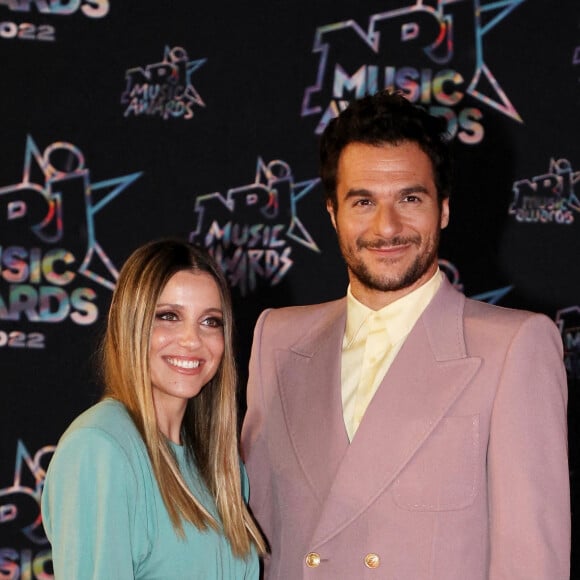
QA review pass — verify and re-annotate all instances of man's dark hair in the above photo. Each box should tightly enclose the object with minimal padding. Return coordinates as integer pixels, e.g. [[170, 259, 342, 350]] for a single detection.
[[319, 90, 452, 210]]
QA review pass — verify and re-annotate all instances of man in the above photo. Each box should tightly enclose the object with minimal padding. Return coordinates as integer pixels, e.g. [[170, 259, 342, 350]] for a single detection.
[[241, 91, 570, 579]]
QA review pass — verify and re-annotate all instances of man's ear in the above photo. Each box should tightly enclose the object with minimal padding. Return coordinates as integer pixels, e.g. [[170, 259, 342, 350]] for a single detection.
[[326, 199, 337, 230], [440, 197, 450, 230]]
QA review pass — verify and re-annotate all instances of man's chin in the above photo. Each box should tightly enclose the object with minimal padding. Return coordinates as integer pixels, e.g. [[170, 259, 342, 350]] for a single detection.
[[353, 264, 433, 294]]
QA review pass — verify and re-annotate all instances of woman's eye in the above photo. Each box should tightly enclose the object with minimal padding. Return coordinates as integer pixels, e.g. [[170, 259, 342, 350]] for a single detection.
[[202, 317, 224, 328], [156, 311, 178, 321]]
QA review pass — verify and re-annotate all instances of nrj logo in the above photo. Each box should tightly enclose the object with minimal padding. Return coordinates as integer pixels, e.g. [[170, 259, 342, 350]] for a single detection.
[[508, 158, 580, 224], [121, 46, 206, 120], [0, 440, 53, 544], [556, 306, 580, 380], [302, 0, 526, 142], [189, 158, 320, 296], [0, 136, 142, 326], [0, 440, 53, 579]]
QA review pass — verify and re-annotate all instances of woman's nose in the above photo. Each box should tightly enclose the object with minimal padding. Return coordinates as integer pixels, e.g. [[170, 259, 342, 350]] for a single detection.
[[178, 325, 201, 348]]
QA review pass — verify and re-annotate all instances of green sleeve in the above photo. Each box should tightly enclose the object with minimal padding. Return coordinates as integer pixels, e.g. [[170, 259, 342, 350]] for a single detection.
[[42, 427, 143, 579]]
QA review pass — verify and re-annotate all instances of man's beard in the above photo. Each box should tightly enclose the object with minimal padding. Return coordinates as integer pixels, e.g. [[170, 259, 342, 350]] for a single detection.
[[339, 231, 441, 293]]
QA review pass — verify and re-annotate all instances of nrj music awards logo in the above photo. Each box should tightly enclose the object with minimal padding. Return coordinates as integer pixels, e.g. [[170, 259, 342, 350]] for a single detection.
[[0, 0, 109, 17], [189, 158, 320, 296], [302, 0, 526, 142], [121, 46, 206, 120], [508, 158, 580, 224], [0, 136, 141, 344], [0, 440, 54, 579], [0, 0, 109, 42]]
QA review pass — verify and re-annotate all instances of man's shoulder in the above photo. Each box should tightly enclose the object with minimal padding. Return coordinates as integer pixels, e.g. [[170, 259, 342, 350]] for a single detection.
[[462, 295, 559, 340], [464, 295, 547, 322], [255, 298, 346, 346], [262, 297, 345, 324]]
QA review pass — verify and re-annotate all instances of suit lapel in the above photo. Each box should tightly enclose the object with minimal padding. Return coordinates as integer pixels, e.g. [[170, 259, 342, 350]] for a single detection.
[[310, 279, 482, 546], [275, 299, 350, 504]]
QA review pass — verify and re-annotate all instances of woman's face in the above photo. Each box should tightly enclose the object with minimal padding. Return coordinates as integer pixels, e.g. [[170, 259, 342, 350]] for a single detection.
[[149, 270, 225, 418]]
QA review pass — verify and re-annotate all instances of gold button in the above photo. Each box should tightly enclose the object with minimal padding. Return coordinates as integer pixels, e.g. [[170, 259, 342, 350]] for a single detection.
[[364, 553, 380, 569], [305, 552, 321, 568]]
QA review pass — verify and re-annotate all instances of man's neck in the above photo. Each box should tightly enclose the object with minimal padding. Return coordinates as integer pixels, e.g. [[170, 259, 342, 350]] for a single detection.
[[349, 267, 441, 311]]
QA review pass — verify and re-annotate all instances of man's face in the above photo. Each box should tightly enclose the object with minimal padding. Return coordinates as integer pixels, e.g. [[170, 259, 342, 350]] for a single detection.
[[328, 141, 449, 310]]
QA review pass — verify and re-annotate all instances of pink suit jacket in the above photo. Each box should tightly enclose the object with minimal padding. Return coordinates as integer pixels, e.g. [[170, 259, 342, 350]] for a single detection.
[[241, 279, 570, 580]]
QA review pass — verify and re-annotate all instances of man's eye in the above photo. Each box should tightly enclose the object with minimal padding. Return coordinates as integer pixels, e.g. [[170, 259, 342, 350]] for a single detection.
[[354, 198, 373, 206]]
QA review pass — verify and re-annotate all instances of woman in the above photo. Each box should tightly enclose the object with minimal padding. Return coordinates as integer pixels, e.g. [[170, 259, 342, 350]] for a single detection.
[[41, 238, 265, 579]]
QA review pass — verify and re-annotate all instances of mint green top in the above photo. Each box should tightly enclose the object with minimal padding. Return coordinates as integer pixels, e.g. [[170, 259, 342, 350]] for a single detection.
[[41, 399, 258, 579]]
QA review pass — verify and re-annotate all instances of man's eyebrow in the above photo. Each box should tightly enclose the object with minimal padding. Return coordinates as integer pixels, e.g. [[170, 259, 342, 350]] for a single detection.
[[343, 188, 374, 200], [399, 185, 431, 195], [343, 185, 432, 199]]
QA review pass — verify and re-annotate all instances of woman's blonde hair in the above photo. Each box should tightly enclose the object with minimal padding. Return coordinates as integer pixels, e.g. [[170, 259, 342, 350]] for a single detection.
[[100, 238, 265, 557]]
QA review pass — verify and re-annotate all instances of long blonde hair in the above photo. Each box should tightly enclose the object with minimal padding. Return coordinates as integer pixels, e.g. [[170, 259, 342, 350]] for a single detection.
[[101, 238, 265, 557]]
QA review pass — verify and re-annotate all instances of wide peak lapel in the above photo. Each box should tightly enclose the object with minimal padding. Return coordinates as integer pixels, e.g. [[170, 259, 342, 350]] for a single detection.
[[310, 281, 481, 546], [276, 302, 350, 503]]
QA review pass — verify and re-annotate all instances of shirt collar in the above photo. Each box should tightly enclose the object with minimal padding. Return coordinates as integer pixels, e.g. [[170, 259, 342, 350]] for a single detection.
[[344, 270, 443, 348]]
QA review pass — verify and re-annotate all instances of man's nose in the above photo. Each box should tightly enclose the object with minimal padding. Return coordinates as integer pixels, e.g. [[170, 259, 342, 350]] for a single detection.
[[373, 204, 403, 237]]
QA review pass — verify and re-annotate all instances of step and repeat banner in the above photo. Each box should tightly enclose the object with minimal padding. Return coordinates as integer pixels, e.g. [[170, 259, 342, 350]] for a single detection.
[[1, 0, 579, 577]]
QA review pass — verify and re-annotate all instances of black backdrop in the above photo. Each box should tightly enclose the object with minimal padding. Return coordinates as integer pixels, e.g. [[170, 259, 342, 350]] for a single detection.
[[1, 1, 579, 577]]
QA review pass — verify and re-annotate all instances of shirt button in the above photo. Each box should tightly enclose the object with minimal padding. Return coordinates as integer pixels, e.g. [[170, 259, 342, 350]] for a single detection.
[[305, 552, 321, 567], [364, 553, 380, 569]]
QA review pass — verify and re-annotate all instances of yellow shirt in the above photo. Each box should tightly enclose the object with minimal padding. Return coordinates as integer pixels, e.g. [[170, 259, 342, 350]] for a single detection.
[[341, 271, 443, 440]]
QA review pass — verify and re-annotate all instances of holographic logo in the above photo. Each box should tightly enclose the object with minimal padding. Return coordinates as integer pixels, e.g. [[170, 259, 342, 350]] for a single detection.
[[0, 440, 54, 578], [0, 0, 109, 17], [0, 136, 142, 332], [0, 0, 109, 41], [121, 46, 206, 120], [189, 158, 320, 295], [508, 158, 580, 224], [302, 0, 526, 142]]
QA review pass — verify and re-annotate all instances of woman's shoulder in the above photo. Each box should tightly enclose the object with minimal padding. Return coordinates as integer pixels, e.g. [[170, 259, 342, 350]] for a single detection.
[[57, 399, 143, 457], [68, 398, 130, 428]]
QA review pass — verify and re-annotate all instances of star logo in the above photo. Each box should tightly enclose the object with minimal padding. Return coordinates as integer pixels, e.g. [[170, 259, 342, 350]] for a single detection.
[[122, 46, 206, 120], [191, 157, 320, 253], [0, 135, 142, 290], [302, 0, 526, 134], [0, 440, 55, 544], [509, 157, 580, 224], [190, 158, 320, 294]]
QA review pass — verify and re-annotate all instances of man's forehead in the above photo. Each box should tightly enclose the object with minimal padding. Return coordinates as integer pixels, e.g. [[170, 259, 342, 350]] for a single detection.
[[336, 143, 436, 188]]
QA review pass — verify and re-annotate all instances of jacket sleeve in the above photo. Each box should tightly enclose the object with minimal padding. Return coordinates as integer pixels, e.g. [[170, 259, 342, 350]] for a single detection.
[[241, 309, 274, 546], [487, 313, 570, 579], [41, 427, 141, 579]]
